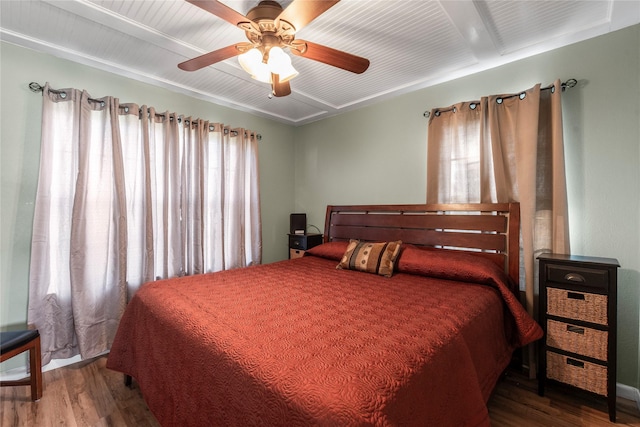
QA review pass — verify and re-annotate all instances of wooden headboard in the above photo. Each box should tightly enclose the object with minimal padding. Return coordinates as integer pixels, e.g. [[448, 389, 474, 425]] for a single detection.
[[324, 203, 520, 285]]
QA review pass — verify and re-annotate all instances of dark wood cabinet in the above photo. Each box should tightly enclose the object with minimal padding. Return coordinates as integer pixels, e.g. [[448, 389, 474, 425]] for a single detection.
[[537, 253, 619, 422], [288, 233, 323, 259]]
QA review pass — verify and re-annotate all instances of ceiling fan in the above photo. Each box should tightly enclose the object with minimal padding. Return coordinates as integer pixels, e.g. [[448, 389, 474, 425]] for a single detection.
[[178, 0, 370, 97]]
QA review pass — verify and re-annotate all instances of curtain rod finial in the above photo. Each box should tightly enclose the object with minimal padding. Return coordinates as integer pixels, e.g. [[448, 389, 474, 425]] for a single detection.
[[562, 78, 577, 91], [29, 82, 44, 93]]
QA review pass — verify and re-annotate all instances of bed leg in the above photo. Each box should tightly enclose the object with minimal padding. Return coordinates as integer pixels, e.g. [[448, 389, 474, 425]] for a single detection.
[[124, 374, 132, 388]]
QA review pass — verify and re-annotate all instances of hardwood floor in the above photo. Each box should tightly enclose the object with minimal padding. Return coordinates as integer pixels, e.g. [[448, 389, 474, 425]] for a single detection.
[[490, 370, 640, 426], [2, 355, 639, 426], [1, 356, 159, 427]]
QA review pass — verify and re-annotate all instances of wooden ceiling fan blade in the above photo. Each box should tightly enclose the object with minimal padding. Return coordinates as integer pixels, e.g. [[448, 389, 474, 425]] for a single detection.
[[271, 74, 291, 97], [178, 44, 244, 72], [290, 40, 369, 74], [277, 0, 339, 32], [186, 0, 259, 33]]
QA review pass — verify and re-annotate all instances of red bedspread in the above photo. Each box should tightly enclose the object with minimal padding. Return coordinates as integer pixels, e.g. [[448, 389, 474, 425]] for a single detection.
[[107, 245, 541, 426]]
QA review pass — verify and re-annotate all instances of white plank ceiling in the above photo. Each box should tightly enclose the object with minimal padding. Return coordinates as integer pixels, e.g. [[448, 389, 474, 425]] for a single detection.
[[2, 0, 639, 125]]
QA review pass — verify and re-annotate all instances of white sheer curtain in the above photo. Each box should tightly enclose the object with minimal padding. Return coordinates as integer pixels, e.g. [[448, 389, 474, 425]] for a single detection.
[[29, 84, 261, 365]]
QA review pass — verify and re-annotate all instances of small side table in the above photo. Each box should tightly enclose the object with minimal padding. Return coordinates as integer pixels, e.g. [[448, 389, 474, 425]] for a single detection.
[[288, 233, 323, 259], [537, 253, 619, 422]]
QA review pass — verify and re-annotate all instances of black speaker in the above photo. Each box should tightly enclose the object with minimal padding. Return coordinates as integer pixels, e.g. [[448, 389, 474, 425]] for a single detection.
[[290, 213, 307, 235]]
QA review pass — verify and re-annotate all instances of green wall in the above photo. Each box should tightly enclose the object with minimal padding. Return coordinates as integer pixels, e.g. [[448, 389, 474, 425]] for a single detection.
[[0, 41, 296, 332], [294, 25, 640, 389]]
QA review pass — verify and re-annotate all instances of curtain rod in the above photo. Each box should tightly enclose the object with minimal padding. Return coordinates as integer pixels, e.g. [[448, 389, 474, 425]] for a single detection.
[[28, 82, 262, 140], [423, 78, 578, 118]]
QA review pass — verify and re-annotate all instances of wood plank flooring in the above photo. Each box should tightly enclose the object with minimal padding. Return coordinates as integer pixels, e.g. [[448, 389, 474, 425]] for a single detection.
[[1, 356, 158, 427], [1, 355, 639, 426]]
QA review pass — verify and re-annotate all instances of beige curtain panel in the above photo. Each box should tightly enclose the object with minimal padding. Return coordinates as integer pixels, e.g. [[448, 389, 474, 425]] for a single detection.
[[29, 83, 261, 365], [427, 79, 570, 315]]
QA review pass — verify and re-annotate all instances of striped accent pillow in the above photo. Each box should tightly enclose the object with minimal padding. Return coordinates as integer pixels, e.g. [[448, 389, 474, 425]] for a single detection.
[[337, 240, 402, 277]]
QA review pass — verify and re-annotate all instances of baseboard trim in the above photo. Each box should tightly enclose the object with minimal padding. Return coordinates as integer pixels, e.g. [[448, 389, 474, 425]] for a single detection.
[[0, 353, 103, 381], [617, 382, 640, 411], [0, 354, 82, 381]]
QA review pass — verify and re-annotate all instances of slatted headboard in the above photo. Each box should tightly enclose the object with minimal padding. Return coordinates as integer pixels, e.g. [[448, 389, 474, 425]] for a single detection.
[[324, 203, 520, 285]]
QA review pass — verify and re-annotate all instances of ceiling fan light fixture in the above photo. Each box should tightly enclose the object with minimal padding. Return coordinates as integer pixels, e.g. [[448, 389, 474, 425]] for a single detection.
[[239, 47, 272, 83], [238, 48, 263, 74], [251, 62, 272, 83], [276, 63, 299, 83], [267, 47, 298, 82], [240, 46, 298, 84]]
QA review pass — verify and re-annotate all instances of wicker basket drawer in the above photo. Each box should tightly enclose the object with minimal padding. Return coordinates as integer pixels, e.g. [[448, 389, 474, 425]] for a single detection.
[[546, 319, 607, 361], [289, 248, 304, 259], [547, 352, 607, 396], [547, 288, 608, 325]]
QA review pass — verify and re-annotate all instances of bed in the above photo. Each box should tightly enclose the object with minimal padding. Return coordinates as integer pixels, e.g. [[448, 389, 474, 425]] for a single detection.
[[107, 202, 542, 426]]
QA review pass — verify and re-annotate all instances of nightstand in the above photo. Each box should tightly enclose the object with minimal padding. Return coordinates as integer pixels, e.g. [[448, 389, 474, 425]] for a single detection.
[[537, 253, 619, 422], [288, 233, 323, 259]]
